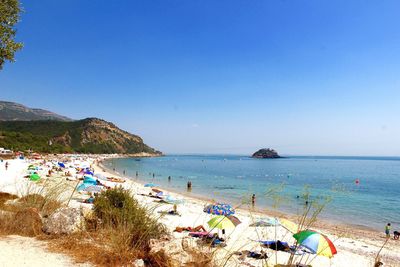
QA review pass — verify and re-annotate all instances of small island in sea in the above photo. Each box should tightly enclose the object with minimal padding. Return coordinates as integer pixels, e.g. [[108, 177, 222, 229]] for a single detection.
[[251, 148, 281, 158]]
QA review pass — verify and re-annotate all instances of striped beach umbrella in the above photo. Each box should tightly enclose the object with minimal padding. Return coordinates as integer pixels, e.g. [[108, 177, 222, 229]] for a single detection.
[[293, 230, 337, 258]]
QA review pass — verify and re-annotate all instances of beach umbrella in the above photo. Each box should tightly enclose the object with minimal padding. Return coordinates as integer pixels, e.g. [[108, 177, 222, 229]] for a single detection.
[[293, 230, 337, 258], [144, 183, 157, 187], [83, 185, 103, 193], [250, 217, 280, 227], [207, 215, 241, 229], [164, 195, 184, 204], [58, 162, 66, 168], [29, 173, 41, 181], [204, 203, 235, 216], [280, 218, 299, 234]]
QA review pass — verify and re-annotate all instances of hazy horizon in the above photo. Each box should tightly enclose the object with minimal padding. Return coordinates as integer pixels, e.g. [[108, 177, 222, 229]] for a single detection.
[[2, 1, 400, 156]]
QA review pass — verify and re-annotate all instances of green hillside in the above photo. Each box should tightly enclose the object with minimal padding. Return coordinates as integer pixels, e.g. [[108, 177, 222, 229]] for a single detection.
[[0, 118, 161, 155]]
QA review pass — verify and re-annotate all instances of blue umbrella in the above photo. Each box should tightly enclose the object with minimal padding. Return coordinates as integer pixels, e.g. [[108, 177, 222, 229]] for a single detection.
[[144, 183, 157, 187], [204, 203, 235, 216]]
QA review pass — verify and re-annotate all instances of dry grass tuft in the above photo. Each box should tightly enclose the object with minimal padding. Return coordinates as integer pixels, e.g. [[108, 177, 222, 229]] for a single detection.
[[13, 207, 43, 236], [0, 207, 42, 237]]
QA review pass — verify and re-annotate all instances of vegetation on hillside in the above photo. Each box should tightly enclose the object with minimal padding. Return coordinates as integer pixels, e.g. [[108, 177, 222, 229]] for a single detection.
[[0, 118, 161, 154]]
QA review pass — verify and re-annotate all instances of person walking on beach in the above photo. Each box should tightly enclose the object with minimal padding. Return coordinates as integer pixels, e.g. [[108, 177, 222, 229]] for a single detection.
[[5, 162, 8, 171], [251, 194, 256, 206], [385, 223, 391, 238]]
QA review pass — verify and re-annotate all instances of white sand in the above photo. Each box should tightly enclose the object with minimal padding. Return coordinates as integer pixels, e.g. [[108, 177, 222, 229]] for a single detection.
[[1, 157, 400, 267], [0, 235, 91, 267]]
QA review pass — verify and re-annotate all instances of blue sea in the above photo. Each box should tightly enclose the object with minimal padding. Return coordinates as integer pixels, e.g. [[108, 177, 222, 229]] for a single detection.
[[104, 155, 400, 231]]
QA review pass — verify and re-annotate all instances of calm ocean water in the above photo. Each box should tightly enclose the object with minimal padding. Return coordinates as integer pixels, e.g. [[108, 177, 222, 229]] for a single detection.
[[104, 155, 400, 231]]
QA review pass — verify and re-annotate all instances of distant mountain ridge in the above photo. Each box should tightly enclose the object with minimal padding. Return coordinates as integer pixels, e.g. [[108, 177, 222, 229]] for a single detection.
[[0, 101, 72, 121]]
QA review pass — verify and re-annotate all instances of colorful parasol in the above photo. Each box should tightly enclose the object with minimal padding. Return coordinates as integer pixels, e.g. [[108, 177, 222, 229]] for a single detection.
[[207, 215, 241, 229], [293, 230, 337, 258], [204, 203, 235, 216]]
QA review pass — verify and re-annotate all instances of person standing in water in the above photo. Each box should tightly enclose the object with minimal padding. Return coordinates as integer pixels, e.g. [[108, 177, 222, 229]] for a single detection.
[[168, 176, 171, 182], [251, 194, 256, 206], [385, 223, 391, 238], [136, 171, 138, 178]]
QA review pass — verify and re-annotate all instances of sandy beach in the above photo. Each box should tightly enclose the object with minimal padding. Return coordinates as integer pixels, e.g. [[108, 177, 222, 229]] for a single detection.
[[0, 156, 399, 267]]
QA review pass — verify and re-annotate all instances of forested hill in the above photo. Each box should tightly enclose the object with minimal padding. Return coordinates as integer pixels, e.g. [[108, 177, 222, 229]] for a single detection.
[[0, 118, 161, 155]]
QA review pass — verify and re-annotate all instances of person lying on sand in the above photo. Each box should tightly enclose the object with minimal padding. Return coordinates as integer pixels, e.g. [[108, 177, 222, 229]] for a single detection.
[[174, 225, 207, 233], [158, 204, 181, 216], [202, 233, 226, 247], [96, 179, 111, 189], [234, 250, 268, 260]]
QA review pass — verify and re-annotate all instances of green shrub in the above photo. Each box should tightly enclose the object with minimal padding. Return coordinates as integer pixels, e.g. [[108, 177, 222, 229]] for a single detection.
[[93, 186, 166, 249]]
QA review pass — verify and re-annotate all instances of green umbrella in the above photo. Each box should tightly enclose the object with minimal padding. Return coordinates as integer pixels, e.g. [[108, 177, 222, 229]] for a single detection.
[[207, 215, 241, 229], [29, 173, 41, 181]]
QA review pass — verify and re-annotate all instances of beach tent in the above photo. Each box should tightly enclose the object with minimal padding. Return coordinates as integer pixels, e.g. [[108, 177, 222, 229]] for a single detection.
[[29, 173, 41, 181], [83, 176, 97, 184]]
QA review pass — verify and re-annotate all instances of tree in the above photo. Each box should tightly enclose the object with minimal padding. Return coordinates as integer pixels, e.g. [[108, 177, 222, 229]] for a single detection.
[[0, 0, 23, 70]]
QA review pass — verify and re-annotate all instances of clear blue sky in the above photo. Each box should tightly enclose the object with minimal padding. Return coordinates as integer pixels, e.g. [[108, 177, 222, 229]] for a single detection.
[[1, 0, 400, 156]]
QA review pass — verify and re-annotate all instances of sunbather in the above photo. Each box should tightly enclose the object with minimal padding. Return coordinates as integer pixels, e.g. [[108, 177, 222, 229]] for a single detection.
[[260, 240, 290, 252], [234, 250, 268, 260], [174, 225, 206, 233]]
